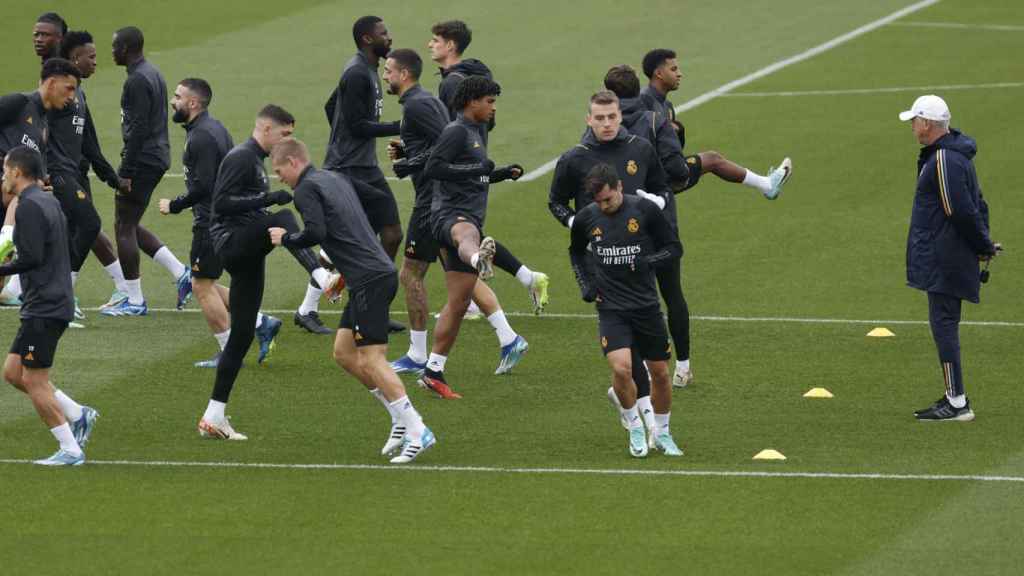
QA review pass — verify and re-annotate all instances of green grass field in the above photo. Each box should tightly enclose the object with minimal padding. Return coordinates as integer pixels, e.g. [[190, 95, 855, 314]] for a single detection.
[[2, 0, 1024, 573]]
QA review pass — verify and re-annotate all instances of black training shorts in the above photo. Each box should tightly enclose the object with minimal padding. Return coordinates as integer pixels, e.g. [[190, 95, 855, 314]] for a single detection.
[[339, 272, 398, 347], [433, 212, 479, 275], [679, 154, 704, 191], [10, 317, 68, 369], [115, 168, 164, 208], [190, 226, 224, 280], [598, 306, 671, 361], [404, 205, 439, 264]]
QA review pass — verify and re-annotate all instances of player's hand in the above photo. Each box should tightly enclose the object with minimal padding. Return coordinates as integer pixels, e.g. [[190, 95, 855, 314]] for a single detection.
[[266, 190, 293, 206], [268, 227, 287, 246], [40, 177, 54, 193], [581, 283, 597, 303], [393, 159, 414, 179], [636, 189, 666, 210], [158, 198, 171, 215], [490, 164, 522, 183], [387, 139, 405, 160]]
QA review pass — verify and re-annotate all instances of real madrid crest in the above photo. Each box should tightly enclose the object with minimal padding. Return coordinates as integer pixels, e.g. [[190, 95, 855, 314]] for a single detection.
[[601, 336, 608, 348], [627, 218, 639, 233], [76, 190, 86, 200], [626, 159, 638, 175]]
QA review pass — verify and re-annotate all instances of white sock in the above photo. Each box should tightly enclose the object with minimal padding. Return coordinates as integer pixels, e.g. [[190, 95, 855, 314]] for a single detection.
[[636, 396, 656, 431], [104, 261, 127, 292], [50, 423, 82, 455], [255, 312, 265, 329], [298, 283, 321, 315], [514, 265, 534, 288], [947, 394, 967, 409], [623, 405, 642, 430], [311, 267, 330, 290], [426, 353, 447, 373], [676, 359, 690, 373], [742, 169, 772, 193], [214, 330, 230, 351], [0, 225, 13, 244], [607, 386, 624, 412], [203, 399, 226, 423], [370, 388, 397, 424], [54, 389, 84, 422], [408, 330, 428, 363], [470, 253, 480, 268], [487, 310, 517, 347], [154, 246, 186, 279], [71, 271, 79, 287], [654, 412, 671, 436], [6, 275, 22, 299], [124, 279, 144, 305], [1, 276, 18, 300], [390, 395, 426, 439]]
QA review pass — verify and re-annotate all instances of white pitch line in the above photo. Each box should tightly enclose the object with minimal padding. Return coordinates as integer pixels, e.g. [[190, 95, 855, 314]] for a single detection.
[[520, 0, 941, 182], [891, 21, 1024, 31], [725, 82, 1024, 98], [87, 172, 404, 182], [7, 306, 1020, 327], [1, 458, 1022, 483]]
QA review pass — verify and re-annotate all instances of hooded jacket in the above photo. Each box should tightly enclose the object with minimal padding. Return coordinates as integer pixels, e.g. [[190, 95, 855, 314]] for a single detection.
[[906, 129, 995, 303], [619, 96, 690, 189], [438, 58, 492, 120]]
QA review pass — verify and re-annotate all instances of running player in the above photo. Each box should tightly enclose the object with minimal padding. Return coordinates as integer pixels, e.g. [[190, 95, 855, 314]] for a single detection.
[[426, 19, 550, 309], [103, 26, 191, 316], [196, 105, 336, 440], [160, 78, 281, 368], [640, 49, 792, 201], [381, 49, 530, 375], [1, 145, 98, 466], [569, 163, 684, 458], [270, 138, 435, 463], [418, 76, 528, 399]]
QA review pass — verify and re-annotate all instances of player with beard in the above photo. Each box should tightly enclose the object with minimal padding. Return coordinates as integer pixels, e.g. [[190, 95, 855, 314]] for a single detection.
[[417, 76, 528, 399], [570, 164, 684, 458], [640, 49, 792, 201], [322, 15, 406, 333], [160, 78, 282, 368], [197, 105, 338, 440], [426, 19, 550, 311], [103, 26, 191, 317], [381, 49, 531, 376]]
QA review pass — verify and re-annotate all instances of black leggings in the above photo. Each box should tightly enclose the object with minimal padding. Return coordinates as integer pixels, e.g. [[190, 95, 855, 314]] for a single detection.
[[211, 210, 312, 402], [493, 241, 523, 277], [655, 258, 690, 362], [52, 172, 101, 272]]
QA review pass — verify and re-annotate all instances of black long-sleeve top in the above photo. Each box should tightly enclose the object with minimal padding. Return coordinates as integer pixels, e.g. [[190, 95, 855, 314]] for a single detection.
[[169, 111, 234, 229], [396, 84, 450, 209], [549, 127, 673, 230], [569, 195, 682, 312], [0, 185, 74, 321], [425, 116, 493, 229], [46, 86, 119, 190], [209, 138, 272, 250], [282, 165, 394, 290], [323, 52, 400, 170], [0, 92, 48, 170], [118, 58, 171, 177]]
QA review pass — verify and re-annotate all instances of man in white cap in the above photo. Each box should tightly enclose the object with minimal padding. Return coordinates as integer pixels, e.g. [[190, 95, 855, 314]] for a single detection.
[[900, 94, 1000, 421]]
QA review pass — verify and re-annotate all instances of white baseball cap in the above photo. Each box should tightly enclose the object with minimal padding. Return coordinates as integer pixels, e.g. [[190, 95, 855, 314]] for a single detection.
[[899, 94, 951, 122]]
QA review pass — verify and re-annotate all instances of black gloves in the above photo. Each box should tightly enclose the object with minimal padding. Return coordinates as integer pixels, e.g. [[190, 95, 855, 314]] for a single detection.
[[393, 159, 415, 179], [265, 189, 293, 206], [491, 163, 525, 183]]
